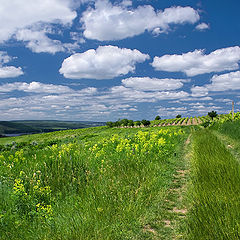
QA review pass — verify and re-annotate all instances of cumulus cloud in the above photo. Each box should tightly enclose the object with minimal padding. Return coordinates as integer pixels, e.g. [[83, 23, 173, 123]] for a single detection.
[[121, 77, 187, 91], [196, 22, 210, 31], [15, 29, 66, 54], [60, 45, 149, 79], [191, 71, 240, 96], [0, 51, 23, 78], [152, 46, 240, 76], [191, 86, 209, 97], [215, 98, 232, 103], [157, 106, 188, 117], [15, 28, 81, 54], [0, 67, 23, 78], [188, 104, 222, 114], [206, 71, 240, 91], [0, 81, 72, 93], [81, 0, 200, 41], [110, 86, 189, 102], [207, 71, 240, 91], [0, 0, 81, 53], [181, 96, 212, 101], [0, 0, 76, 43]]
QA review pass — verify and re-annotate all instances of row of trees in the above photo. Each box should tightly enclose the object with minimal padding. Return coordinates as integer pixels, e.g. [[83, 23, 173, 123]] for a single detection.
[[155, 114, 181, 120], [106, 119, 150, 128]]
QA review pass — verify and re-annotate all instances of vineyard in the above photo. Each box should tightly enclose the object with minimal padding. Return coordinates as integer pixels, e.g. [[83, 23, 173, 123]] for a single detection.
[[152, 112, 240, 127], [0, 114, 240, 239], [106, 112, 240, 128]]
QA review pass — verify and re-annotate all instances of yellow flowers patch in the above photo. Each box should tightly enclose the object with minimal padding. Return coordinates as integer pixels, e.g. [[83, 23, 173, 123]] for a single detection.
[[89, 129, 184, 158]]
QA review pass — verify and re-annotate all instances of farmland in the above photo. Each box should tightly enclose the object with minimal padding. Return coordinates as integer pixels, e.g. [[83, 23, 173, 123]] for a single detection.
[[0, 114, 240, 239]]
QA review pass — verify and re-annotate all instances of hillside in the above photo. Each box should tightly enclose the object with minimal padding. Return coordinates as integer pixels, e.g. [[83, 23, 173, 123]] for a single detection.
[[0, 120, 105, 135]]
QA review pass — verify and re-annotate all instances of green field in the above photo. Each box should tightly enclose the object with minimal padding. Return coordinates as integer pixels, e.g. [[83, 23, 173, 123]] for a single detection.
[[0, 118, 240, 239]]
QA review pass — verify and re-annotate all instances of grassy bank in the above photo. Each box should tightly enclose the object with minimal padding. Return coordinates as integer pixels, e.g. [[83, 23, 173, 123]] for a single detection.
[[0, 126, 188, 239], [213, 120, 240, 141], [187, 129, 240, 239]]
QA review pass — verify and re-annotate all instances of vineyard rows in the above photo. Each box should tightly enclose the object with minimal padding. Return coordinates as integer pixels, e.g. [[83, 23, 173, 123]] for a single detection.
[[113, 112, 240, 128]]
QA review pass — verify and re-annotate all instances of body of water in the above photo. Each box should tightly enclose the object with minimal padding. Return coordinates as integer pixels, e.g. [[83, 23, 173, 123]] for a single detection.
[[4, 133, 31, 137]]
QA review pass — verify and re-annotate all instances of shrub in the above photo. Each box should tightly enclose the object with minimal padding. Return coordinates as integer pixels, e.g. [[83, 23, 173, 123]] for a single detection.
[[141, 120, 150, 126]]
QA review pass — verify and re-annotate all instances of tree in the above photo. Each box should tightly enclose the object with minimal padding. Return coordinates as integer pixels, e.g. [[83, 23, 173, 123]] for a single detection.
[[141, 119, 150, 126], [128, 120, 134, 127], [135, 121, 141, 126], [106, 121, 114, 128], [114, 120, 121, 127], [208, 111, 218, 120], [120, 119, 129, 126], [155, 115, 161, 120], [176, 114, 181, 118]]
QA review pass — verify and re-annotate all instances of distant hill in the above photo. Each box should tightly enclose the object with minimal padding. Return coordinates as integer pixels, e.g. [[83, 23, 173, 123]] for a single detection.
[[0, 120, 105, 135]]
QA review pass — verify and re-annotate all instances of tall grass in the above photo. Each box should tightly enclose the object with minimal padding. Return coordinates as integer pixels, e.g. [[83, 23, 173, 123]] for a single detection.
[[0, 127, 187, 239], [187, 129, 240, 239], [217, 120, 240, 141]]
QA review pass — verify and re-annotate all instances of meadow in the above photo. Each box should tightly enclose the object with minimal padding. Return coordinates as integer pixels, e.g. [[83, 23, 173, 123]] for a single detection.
[[0, 116, 240, 239]]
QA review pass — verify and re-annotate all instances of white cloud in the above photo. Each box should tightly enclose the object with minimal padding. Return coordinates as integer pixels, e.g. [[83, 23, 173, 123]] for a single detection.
[[60, 45, 149, 79], [15, 29, 65, 54], [191, 86, 209, 97], [81, 0, 199, 41], [206, 71, 240, 91], [196, 22, 209, 31], [121, 77, 186, 91], [0, 0, 82, 53], [191, 71, 240, 96], [0, 67, 23, 78], [0, 81, 72, 93], [215, 98, 232, 103], [110, 86, 189, 102], [180, 96, 212, 101], [0, 0, 77, 43], [0, 51, 11, 64], [152, 46, 240, 76], [157, 106, 188, 117], [15, 28, 80, 54], [0, 51, 23, 78]]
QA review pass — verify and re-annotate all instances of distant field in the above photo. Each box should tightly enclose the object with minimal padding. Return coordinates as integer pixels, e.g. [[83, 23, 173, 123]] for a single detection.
[[0, 120, 105, 135], [0, 118, 239, 239]]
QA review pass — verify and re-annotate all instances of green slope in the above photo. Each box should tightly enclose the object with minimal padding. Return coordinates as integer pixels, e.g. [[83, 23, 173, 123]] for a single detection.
[[0, 120, 105, 135]]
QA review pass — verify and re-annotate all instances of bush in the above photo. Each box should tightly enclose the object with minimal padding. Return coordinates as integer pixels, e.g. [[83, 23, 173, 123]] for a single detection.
[[201, 121, 211, 128], [106, 121, 114, 128], [128, 120, 134, 127], [141, 120, 150, 126], [135, 121, 141, 126]]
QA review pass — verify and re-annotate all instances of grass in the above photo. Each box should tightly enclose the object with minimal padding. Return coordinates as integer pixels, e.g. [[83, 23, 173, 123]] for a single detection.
[[212, 120, 240, 162], [2, 122, 239, 239], [214, 120, 240, 141], [0, 126, 188, 239], [186, 129, 240, 239]]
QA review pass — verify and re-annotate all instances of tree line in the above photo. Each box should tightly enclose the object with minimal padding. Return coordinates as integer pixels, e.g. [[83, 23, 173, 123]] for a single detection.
[[106, 119, 151, 128]]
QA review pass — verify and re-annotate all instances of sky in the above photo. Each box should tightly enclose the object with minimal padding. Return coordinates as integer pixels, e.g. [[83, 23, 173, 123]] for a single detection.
[[0, 0, 240, 121]]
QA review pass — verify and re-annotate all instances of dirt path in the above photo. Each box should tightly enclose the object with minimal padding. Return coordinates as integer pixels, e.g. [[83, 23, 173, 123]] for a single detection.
[[192, 118, 197, 125], [160, 134, 191, 239]]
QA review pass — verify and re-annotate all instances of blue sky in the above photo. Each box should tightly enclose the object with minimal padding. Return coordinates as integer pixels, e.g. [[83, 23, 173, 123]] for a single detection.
[[0, 0, 240, 121]]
